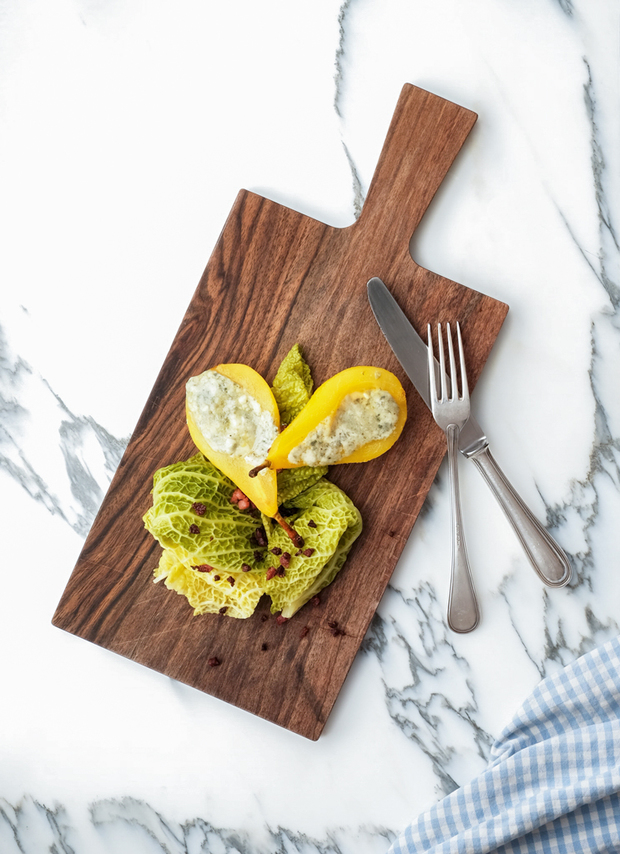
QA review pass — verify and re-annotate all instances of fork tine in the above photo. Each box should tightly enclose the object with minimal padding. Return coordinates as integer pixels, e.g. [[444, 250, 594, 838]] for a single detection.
[[427, 323, 438, 403], [446, 322, 458, 401], [457, 322, 469, 402], [437, 323, 448, 402]]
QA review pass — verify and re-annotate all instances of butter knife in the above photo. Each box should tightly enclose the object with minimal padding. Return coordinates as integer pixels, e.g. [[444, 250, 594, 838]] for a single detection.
[[367, 276, 571, 588]]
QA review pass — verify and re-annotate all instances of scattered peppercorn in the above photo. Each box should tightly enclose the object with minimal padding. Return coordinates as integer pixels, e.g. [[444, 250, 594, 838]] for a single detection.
[[191, 502, 207, 516], [230, 488, 256, 512], [260, 614, 269, 622], [213, 575, 220, 581], [253, 550, 265, 562], [227, 576, 235, 586], [327, 619, 339, 629], [192, 564, 213, 572], [271, 547, 282, 556], [208, 657, 221, 666], [261, 642, 268, 651], [276, 615, 288, 625], [308, 519, 317, 528], [253, 527, 267, 547], [300, 626, 310, 638], [303, 548, 315, 557], [332, 627, 345, 637], [280, 552, 291, 568], [275, 566, 286, 578], [312, 596, 321, 606], [189, 524, 200, 534], [241, 564, 250, 572], [219, 606, 227, 615]]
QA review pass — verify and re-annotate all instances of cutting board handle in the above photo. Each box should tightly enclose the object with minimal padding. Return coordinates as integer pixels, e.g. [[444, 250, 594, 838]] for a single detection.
[[355, 84, 477, 263]]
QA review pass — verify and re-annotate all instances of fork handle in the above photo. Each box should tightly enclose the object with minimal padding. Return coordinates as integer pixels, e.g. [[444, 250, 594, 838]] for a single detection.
[[469, 446, 572, 587], [446, 425, 480, 633]]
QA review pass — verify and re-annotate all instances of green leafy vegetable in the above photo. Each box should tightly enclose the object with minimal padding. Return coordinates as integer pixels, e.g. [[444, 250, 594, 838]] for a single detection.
[[272, 344, 327, 503], [144, 454, 258, 572], [154, 548, 263, 619], [143, 344, 363, 621], [275, 466, 327, 505], [271, 343, 313, 425], [261, 479, 362, 618]]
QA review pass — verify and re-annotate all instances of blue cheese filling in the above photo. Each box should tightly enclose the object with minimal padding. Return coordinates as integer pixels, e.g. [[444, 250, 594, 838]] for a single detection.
[[288, 389, 400, 467], [186, 370, 278, 467]]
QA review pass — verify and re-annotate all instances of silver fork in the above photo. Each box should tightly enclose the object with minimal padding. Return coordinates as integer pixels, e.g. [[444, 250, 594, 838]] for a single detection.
[[428, 322, 480, 634]]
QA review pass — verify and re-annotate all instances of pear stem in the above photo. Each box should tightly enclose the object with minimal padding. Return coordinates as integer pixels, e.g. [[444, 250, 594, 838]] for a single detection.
[[248, 461, 271, 478], [274, 512, 304, 548]]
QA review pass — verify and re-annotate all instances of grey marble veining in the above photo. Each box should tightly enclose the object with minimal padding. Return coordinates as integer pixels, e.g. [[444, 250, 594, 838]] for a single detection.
[[334, 0, 365, 220], [582, 62, 619, 299], [363, 584, 494, 796], [557, 0, 574, 15], [0, 795, 398, 854], [0, 797, 75, 854], [0, 321, 127, 537], [93, 797, 398, 854]]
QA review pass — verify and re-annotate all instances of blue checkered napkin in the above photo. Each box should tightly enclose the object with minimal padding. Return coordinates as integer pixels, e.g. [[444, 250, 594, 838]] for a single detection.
[[388, 636, 620, 854]]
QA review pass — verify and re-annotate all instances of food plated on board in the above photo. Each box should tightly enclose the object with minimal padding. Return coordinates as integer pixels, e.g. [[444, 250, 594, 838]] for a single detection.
[[143, 344, 406, 621]]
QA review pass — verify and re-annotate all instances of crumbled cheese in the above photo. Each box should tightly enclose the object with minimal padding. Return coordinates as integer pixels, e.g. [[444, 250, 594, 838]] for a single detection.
[[186, 370, 278, 466], [288, 389, 399, 466]]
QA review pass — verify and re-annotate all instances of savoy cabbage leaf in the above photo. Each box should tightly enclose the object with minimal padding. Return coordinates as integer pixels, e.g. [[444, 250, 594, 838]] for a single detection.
[[144, 454, 259, 573], [272, 344, 327, 504], [154, 548, 263, 619], [261, 479, 362, 617], [271, 343, 313, 425]]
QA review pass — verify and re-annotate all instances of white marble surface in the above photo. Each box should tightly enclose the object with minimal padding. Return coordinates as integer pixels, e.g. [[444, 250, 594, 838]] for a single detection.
[[1, 1, 619, 851]]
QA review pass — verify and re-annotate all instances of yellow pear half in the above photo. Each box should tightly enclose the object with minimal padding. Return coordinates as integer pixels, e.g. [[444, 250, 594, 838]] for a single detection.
[[267, 366, 407, 469], [186, 363, 280, 516]]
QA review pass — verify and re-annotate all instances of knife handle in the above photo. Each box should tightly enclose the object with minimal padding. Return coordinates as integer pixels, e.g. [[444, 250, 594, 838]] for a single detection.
[[470, 447, 571, 587]]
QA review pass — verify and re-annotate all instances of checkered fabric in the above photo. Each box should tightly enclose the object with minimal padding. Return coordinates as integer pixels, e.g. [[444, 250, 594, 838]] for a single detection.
[[388, 636, 620, 853]]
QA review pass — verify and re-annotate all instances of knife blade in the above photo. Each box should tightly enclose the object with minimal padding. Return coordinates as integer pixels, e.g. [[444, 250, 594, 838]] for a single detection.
[[367, 276, 571, 588]]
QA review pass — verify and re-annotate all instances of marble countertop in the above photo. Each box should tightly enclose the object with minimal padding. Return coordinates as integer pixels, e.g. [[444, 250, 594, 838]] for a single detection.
[[1, 1, 618, 851]]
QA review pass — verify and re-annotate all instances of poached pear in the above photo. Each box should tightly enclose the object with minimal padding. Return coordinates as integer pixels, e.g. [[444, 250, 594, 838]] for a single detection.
[[186, 363, 280, 516], [266, 366, 406, 470]]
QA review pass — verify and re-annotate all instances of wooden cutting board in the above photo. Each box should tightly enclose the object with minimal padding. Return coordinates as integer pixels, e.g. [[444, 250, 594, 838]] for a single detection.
[[53, 84, 508, 740]]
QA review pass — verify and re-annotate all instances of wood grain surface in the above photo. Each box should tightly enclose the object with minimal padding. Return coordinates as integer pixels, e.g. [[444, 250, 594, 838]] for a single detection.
[[53, 84, 509, 740]]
